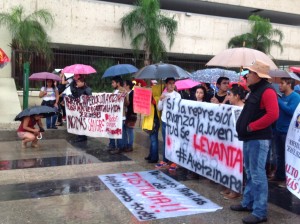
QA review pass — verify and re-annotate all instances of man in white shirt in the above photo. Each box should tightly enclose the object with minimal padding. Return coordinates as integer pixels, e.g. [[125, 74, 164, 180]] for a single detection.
[[156, 77, 181, 168]]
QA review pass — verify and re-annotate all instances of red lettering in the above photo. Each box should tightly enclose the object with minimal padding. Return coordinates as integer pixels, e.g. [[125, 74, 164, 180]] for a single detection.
[[193, 135, 243, 173]]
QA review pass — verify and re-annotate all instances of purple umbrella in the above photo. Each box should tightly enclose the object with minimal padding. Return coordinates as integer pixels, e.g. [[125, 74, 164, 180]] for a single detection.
[[29, 72, 61, 81]]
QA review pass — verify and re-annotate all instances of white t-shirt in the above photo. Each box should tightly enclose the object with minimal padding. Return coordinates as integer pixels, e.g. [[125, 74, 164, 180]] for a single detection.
[[41, 87, 57, 101], [158, 91, 181, 123]]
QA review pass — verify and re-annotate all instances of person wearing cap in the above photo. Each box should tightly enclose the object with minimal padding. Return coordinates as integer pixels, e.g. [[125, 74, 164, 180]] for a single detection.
[[273, 77, 300, 187], [231, 60, 279, 224]]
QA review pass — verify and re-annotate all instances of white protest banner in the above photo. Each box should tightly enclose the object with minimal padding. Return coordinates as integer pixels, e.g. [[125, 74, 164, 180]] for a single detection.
[[164, 98, 243, 193], [65, 93, 126, 138], [285, 104, 300, 199], [99, 170, 222, 221]]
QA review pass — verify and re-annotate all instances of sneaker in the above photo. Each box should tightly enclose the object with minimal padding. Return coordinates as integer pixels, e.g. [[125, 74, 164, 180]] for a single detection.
[[230, 204, 253, 212], [168, 163, 178, 171], [242, 214, 267, 224], [123, 146, 133, 152], [155, 161, 168, 169], [105, 145, 115, 151], [109, 148, 121, 155], [223, 191, 241, 200]]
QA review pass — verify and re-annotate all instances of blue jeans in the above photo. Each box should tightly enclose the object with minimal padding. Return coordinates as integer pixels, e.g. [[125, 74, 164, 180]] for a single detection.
[[241, 139, 270, 218], [274, 131, 287, 180], [108, 122, 124, 149], [148, 118, 160, 161], [123, 125, 134, 148], [46, 115, 57, 128], [161, 121, 168, 163]]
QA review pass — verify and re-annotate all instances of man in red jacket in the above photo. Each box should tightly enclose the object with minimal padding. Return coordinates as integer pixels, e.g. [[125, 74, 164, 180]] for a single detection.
[[231, 60, 279, 224]]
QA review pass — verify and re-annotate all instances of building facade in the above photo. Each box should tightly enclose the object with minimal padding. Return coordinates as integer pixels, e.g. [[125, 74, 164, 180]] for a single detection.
[[1, 0, 300, 78]]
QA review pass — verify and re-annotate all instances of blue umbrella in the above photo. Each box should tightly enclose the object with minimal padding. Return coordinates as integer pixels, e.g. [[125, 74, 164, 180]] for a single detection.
[[102, 64, 138, 78]]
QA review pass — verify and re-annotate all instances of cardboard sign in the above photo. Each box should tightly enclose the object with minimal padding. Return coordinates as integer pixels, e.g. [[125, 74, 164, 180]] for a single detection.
[[133, 87, 152, 115], [99, 171, 222, 221], [65, 93, 125, 138], [285, 104, 300, 199], [164, 98, 243, 193]]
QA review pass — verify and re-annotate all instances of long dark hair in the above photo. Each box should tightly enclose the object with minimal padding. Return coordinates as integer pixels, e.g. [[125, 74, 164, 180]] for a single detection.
[[230, 84, 247, 100], [195, 85, 207, 102], [45, 79, 55, 91]]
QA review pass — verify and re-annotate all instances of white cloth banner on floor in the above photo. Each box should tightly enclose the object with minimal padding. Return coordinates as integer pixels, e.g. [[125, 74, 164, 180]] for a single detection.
[[164, 98, 243, 193], [285, 104, 300, 199], [65, 93, 126, 138], [99, 171, 222, 221]]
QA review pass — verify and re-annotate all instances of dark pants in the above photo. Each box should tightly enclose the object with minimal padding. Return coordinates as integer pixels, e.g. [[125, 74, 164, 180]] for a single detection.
[[274, 131, 287, 180]]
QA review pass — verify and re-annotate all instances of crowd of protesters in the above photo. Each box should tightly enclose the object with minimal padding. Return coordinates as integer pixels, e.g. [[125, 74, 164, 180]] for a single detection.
[[16, 60, 300, 224]]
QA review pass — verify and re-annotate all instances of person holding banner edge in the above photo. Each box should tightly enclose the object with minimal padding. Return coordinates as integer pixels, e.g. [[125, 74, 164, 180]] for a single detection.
[[156, 77, 181, 170], [272, 77, 300, 188], [231, 60, 279, 224], [109, 76, 126, 154], [69, 76, 92, 143]]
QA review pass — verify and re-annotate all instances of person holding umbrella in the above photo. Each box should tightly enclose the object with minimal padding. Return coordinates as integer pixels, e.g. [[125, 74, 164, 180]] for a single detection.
[[39, 79, 59, 129], [17, 114, 44, 148]]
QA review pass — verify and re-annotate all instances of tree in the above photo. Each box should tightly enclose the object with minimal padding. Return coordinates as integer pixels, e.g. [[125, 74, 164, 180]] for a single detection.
[[228, 15, 284, 54], [121, 0, 177, 65], [0, 5, 54, 109]]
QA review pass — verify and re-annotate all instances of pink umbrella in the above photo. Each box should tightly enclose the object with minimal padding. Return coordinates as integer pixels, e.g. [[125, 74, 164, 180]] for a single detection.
[[29, 72, 61, 81], [175, 79, 200, 91], [62, 64, 96, 75], [290, 67, 300, 73]]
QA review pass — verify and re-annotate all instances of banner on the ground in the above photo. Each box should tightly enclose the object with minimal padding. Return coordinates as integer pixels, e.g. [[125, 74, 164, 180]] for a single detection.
[[164, 98, 243, 193], [133, 87, 152, 115], [99, 170, 222, 221], [285, 104, 300, 199], [65, 93, 126, 138]]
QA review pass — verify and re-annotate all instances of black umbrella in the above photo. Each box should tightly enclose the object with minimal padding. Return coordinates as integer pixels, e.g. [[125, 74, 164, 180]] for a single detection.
[[134, 63, 191, 79], [14, 106, 57, 121]]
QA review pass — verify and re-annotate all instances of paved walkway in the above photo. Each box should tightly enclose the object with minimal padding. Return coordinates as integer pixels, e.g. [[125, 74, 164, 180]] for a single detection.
[[0, 128, 299, 224]]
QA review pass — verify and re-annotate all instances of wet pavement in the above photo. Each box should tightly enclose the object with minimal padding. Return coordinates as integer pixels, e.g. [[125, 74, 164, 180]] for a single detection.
[[0, 128, 299, 223]]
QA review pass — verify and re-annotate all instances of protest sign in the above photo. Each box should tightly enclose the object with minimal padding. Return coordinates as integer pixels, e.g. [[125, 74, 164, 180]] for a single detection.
[[65, 93, 126, 138], [99, 170, 222, 221], [164, 98, 243, 193], [133, 87, 152, 115], [285, 104, 300, 199]]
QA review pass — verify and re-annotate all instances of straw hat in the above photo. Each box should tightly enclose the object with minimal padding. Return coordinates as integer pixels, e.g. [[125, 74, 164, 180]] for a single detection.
[[244, 60, 271, 79]]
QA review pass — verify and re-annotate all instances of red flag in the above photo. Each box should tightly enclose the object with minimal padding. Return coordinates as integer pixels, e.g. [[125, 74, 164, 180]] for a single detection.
[[0, 48, 9, 68]]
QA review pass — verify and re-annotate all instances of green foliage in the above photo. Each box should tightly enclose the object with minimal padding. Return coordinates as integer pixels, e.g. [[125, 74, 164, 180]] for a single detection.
[[0, 5, 54, 62], [228, 15, 284, 54], [121, 0, 177, 65], [87, 59, 115, 92]]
